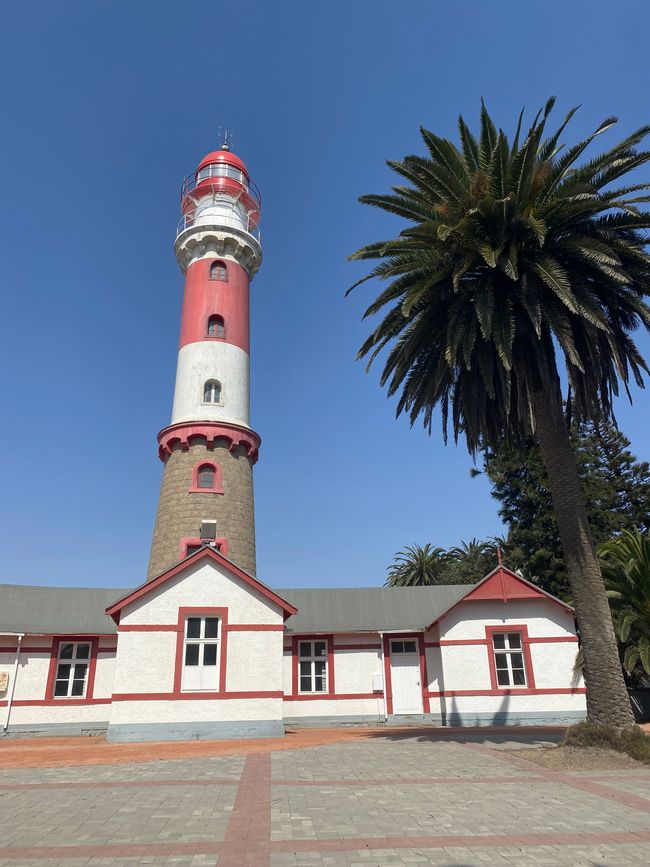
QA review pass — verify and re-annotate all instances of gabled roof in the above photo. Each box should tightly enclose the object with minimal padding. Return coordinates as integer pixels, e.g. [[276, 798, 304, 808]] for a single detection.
[[104, 546, 298, 623], [425, 564, 574, 630]]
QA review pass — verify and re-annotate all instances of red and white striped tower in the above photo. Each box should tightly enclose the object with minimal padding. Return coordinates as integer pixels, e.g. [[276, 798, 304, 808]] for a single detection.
[[146, 142, 263, 579]]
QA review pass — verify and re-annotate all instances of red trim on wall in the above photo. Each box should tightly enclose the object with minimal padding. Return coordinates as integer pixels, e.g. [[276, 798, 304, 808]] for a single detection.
[[118, 624, 180, 633], [334, 643, 382, 651], [179, 538, 228, 559], [0, 646, 51, 654], [425, 687, 587, 697], [111, 691, 282, 702], [105, 546, 297, 621], [485, 625, 537, 691], [283, 692, 382, 701], [189, 460, 224, 494], [424, 634, 579, 649], [226, 624, 284, 632], [4, 698, 112, 707], [44, 637, 99, 702], [172, 607, 228, 694]]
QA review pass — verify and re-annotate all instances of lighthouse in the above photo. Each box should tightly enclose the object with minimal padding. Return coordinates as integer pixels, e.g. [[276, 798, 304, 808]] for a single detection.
[[146, 142, 263, 579]]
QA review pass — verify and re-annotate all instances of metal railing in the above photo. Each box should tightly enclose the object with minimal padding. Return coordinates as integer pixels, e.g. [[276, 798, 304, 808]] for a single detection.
[[180, 172, 262, 212], [176, 212, 261, 242]]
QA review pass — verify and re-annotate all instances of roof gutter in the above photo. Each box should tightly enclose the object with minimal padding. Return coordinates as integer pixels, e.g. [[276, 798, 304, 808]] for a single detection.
[[3, 633, 23, 734]]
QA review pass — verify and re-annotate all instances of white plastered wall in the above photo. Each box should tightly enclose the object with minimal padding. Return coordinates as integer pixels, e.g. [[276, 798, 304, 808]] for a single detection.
[[109, 558, 285, 727], [171, 341, 250, 427], [426, 599, 585, 722]]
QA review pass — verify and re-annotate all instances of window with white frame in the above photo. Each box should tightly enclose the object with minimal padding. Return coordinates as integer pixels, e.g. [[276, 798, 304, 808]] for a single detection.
[[492, 632, 527, 687], [53, 641, 91, 698], [181, 615, 220, 691], [298, 640, 327, 693], [203, 379, 222, 403]]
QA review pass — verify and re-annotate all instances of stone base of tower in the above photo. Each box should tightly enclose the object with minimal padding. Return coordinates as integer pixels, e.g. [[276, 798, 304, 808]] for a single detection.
[[147, 438, 257, 580]]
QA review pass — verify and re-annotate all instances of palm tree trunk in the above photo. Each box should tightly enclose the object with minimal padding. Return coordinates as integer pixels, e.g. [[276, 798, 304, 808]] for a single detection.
[[531, 380, 635, 728]]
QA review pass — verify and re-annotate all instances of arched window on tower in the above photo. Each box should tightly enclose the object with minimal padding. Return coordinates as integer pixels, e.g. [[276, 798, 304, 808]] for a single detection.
[[189, 461, 224, 495], [209, 261, 228, 281], [197, 464, 215, 488], [207, 314, 225, 338], [203, 379, 222, 404]]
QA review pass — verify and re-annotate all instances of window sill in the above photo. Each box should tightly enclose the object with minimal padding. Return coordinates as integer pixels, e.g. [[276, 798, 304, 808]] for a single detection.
[[188, 486, 224, 495]]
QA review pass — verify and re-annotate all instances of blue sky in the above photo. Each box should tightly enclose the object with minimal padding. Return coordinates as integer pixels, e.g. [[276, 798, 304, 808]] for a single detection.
[[1, 1, 649, 590]]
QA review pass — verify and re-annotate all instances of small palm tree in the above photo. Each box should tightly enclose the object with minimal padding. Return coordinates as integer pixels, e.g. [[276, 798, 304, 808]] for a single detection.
[[446, 537, 502, 584], [350, 98, 650, 727], [387, 544, 450, 586], [600, 530, 650, 680]]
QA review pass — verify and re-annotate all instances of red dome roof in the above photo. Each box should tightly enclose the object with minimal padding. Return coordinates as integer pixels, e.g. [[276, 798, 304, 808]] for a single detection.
[[196, 148, 249, 178]]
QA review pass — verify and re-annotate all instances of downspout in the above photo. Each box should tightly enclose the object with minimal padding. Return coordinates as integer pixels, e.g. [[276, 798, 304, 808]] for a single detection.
[[3, 633, 23, 734], [378, 631, 388, 723]]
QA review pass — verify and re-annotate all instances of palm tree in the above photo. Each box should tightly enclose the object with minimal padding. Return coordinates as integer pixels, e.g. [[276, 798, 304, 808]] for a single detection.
[[446, 537, 503, 584], [599, 530, 650, 681], [349, 98, 650, 727], [387, 544, 450, 586]]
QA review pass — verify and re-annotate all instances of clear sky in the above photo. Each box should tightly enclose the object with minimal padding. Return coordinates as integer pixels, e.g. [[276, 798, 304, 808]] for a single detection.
[[1, 1, 649, 590]]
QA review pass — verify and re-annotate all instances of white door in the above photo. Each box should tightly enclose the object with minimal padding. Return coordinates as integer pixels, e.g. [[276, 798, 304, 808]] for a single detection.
[[390, 639, 423, 714]]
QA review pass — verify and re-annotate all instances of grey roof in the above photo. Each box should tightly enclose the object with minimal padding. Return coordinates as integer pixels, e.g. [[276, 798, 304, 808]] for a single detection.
[[277, 585, 471, 633], [0, 582, 471, 637], [0, 584, 124, 635]]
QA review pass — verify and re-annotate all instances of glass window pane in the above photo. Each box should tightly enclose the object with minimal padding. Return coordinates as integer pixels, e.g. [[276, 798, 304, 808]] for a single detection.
[[299, 660, 311, 677], [56, 663, 71, 680], [299, 642, 312, 657], [198, 467, 215, 488], [54, 680, 68, 696], [494, 654, 508, 670], [76, 644, 90, 660], [74, 663, 88, 681], [512, 668, 526, 686], [59, 643, 74, 659], [300, 675, 312, 692], [186, 618, 201, 639], [492, 634, 505, 649], [507, 633, 522, 648], [203, 644, 218, 666], [314, 642, 327, 657], [204, 618, 219, 639], [71, 679, 85, 696], [497, 669, 510, 686], [392, 642, 403, 654], [314, 676, 326, 692], [404, 640, 417, 653], [314, 660, 326, 676], [185, 644, 200, 666], [510, 653, 524, 669]]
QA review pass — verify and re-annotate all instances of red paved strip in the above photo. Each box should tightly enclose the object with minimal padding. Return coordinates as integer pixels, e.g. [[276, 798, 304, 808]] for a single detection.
[[461, 741, 650, 814], [270, 830, 650, 852], [0, 778, 239, 790], [220, 751, 271, 867]]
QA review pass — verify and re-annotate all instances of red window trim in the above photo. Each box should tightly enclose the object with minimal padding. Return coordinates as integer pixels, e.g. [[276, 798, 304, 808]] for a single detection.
[[208, 260, 228, 282], [45, 636, 99, 702], [173, 607, 228, 694], [180, 537, 228, 559], [291, 635, 335, 698], [189, 460, 224, 494], [485, 624, 537, 691]]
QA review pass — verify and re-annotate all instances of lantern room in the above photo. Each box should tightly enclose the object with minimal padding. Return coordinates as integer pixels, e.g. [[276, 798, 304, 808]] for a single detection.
[[179, 146, 261, 238]]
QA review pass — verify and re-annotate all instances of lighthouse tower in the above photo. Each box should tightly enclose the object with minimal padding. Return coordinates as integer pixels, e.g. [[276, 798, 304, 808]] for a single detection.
[[146, 142, 263, 580]]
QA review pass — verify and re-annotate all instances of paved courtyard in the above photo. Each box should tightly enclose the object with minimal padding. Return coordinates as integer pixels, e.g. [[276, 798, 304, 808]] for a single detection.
[[0, 729, 649, 865]]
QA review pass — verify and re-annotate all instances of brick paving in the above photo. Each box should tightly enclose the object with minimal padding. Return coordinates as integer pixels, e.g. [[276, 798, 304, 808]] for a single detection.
[[0, 729, 649, 865]]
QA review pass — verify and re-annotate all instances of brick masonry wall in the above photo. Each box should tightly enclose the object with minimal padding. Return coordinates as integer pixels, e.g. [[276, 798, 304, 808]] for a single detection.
[[146, 441, 256, 580]]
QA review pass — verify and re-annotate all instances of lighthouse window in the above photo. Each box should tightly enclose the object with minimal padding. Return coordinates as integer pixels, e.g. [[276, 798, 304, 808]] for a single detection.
[[197, 465, 216, 488], [207, 315, 225, 338], [209, 261, 228, 281], [203, 380, 222, 403], [197, 163, 248, 187]]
